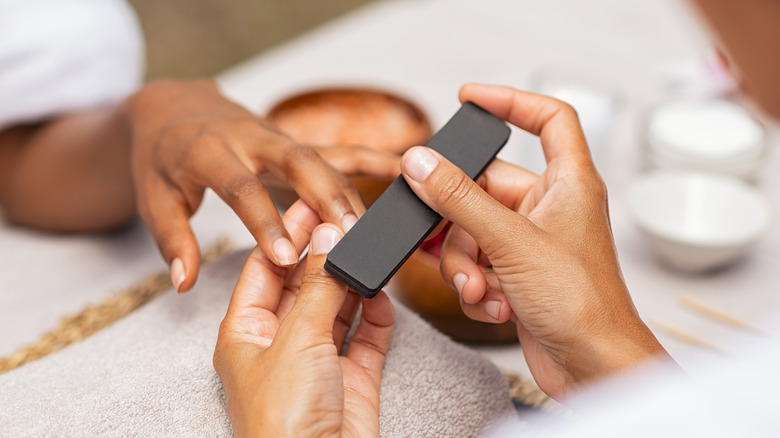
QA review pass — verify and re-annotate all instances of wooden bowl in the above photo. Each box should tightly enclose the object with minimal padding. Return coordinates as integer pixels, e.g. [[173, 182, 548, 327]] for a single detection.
[[265, 87, 432, 207]]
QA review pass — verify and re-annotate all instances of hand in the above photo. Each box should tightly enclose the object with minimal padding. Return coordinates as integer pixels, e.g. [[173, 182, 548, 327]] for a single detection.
[[400, 84, 669, 399], [213, 199, 395, 438], [126, 80, 400, 292]]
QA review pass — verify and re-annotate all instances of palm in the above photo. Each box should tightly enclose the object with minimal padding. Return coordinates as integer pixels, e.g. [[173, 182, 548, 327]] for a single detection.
[[216, 223, 393, 438]]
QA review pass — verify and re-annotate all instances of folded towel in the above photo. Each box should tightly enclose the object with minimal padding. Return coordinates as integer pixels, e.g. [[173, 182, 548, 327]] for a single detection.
[[0, 249, 515, 437]]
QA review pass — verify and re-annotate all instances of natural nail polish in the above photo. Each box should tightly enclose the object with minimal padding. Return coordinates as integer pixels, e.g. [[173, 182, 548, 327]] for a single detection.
[[341, 214, 358, 233], [486, 300, 502, 320], [170, 257, 186, 293], [404, 147, 439, 182], [273, 238, 298, 266], [453, 273, 469, 295], [312, 226, 341, 255]]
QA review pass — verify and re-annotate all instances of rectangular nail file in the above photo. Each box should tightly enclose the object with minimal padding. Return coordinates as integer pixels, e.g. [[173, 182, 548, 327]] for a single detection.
[[324, 102, 511, 298]]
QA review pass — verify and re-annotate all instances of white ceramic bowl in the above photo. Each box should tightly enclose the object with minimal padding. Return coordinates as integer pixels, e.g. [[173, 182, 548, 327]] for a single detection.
[[628, 171, 773, 272]]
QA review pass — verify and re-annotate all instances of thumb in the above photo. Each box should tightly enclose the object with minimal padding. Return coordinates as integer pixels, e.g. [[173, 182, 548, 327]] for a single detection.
[[401, 146, 533, 257], [284, 224, 348, 336]]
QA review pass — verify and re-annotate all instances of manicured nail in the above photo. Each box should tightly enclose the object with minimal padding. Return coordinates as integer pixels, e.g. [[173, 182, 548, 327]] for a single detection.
[[453, 273, 468, 295], [273, 238, 298, 266], [486, 300, 502, 320], [170, 258, 186, 293], [404, 147, 439, 182], [341, 214, 358, 233], [312, 226, 341, 255]]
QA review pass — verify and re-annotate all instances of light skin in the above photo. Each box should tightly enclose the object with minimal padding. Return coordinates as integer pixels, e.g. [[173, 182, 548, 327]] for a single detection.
[[0, 79, 400, 291], [213, 199, 394, 438], [403, 84, 670, 398]]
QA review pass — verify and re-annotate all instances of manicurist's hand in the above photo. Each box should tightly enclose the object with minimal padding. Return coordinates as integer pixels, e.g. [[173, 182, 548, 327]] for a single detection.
[[213, 199, 395, 438], [127, 80, 400, 292], [400, 84, 670, 399]]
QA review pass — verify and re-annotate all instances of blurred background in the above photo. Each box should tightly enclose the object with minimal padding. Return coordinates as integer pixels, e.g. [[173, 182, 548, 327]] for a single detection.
[[127, 0, 376, 79]]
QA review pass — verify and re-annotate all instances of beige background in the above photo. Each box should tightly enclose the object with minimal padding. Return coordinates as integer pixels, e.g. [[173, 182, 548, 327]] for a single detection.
[[127, 0, 376, 79]]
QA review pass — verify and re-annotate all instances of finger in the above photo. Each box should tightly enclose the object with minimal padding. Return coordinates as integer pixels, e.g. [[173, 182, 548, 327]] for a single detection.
[[401, 146, 538, 259], [460, 289, 513, 324], [283, 146, 367, 233], [282, 199, 323, 252], [458, 83, 593, 167], [440, 224, 487, 305], [226, 199, 320, 318], [476, 159, 539, 211], [195, 147, 299, 267], [259, 141, 364, 234], [346, 291, 395, 387], [276, 258, 308, 323], [316, 145, 402, 180], [282, 224, 348, 336], [139, 179, 201, 293], [333, 291, 361, 353]]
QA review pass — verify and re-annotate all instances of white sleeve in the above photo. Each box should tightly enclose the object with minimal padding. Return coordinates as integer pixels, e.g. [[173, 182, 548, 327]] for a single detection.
[[0, 0, 144, 130], [489, 347, 780, 438]]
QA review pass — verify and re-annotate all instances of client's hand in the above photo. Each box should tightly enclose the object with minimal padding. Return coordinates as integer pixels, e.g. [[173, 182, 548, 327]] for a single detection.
[[400, 84, 669, 399], [213, 200, 395, 438], [127, 80, 400, 292]]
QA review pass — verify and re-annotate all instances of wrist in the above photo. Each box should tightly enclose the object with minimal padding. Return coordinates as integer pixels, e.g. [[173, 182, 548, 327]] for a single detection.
[[566, 318, 670, 388]]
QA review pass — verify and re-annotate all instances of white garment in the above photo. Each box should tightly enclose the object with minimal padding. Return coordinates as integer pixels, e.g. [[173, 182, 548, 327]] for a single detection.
[[489, 328, 780, 437], [0, 0, 144, 131]]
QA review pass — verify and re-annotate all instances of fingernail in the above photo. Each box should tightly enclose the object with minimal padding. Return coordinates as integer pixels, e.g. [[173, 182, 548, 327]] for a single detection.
[[170, 258, 186, 293], [486, 300, 502, 320], [341, 214, 358, 233], [453, 273, 468, 295], [312, 226, 341, 255], [273, 238, 298, 266], [404, 147, 439, 182]]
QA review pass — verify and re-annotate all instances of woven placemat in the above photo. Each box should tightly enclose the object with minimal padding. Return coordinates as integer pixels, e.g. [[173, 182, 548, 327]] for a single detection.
[[505, 372, 560, 412], [0, 237, 235, 374]]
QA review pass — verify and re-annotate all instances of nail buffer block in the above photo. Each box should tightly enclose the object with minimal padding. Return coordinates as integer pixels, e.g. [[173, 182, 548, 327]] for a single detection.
[[325, 102, 511, 298]]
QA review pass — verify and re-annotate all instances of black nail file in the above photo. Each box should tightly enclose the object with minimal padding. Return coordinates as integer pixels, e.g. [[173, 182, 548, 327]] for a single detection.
[[324, 102, 511, 298]]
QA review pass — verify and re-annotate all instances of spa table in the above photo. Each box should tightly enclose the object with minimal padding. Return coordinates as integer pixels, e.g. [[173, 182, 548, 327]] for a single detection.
[[2, 0, 779, 381]]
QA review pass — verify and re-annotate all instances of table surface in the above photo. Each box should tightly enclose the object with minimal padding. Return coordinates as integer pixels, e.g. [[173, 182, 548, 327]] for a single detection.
[[2, 0, 779, 379]]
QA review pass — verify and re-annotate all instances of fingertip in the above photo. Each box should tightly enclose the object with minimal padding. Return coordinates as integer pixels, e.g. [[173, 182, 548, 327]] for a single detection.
[[401, 146, 440, 183], [458, 82, 483, 103], [361, 290, 395, 328], [170, 257, 186, 293], [171, 255, 199, 293], [456, 270, 487, 305], [311, 224, 343, 255], [485, 300, 503, 321], [272, 237, 299, 266], [453, 272, 469, 296]]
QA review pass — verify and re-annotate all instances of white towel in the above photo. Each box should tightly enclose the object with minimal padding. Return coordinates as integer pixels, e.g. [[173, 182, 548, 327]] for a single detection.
[[0, 249, 515, 437]]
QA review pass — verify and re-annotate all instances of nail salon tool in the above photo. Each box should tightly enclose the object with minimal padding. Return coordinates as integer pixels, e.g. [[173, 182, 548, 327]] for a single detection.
[[325, 102, 510, 298]]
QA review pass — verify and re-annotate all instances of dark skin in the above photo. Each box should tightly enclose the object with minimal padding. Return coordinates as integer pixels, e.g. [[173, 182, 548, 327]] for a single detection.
[[0, 80, 401, 291], [0, 107, 135, 232]]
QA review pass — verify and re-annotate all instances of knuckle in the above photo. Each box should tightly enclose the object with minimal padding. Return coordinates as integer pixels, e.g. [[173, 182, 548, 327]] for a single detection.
[[436, 171, 477, 210], [284, 145, 321, 169], [301, 269, 338, 290], [222, 177, 263, 203], [553, 99, 580, 122]]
